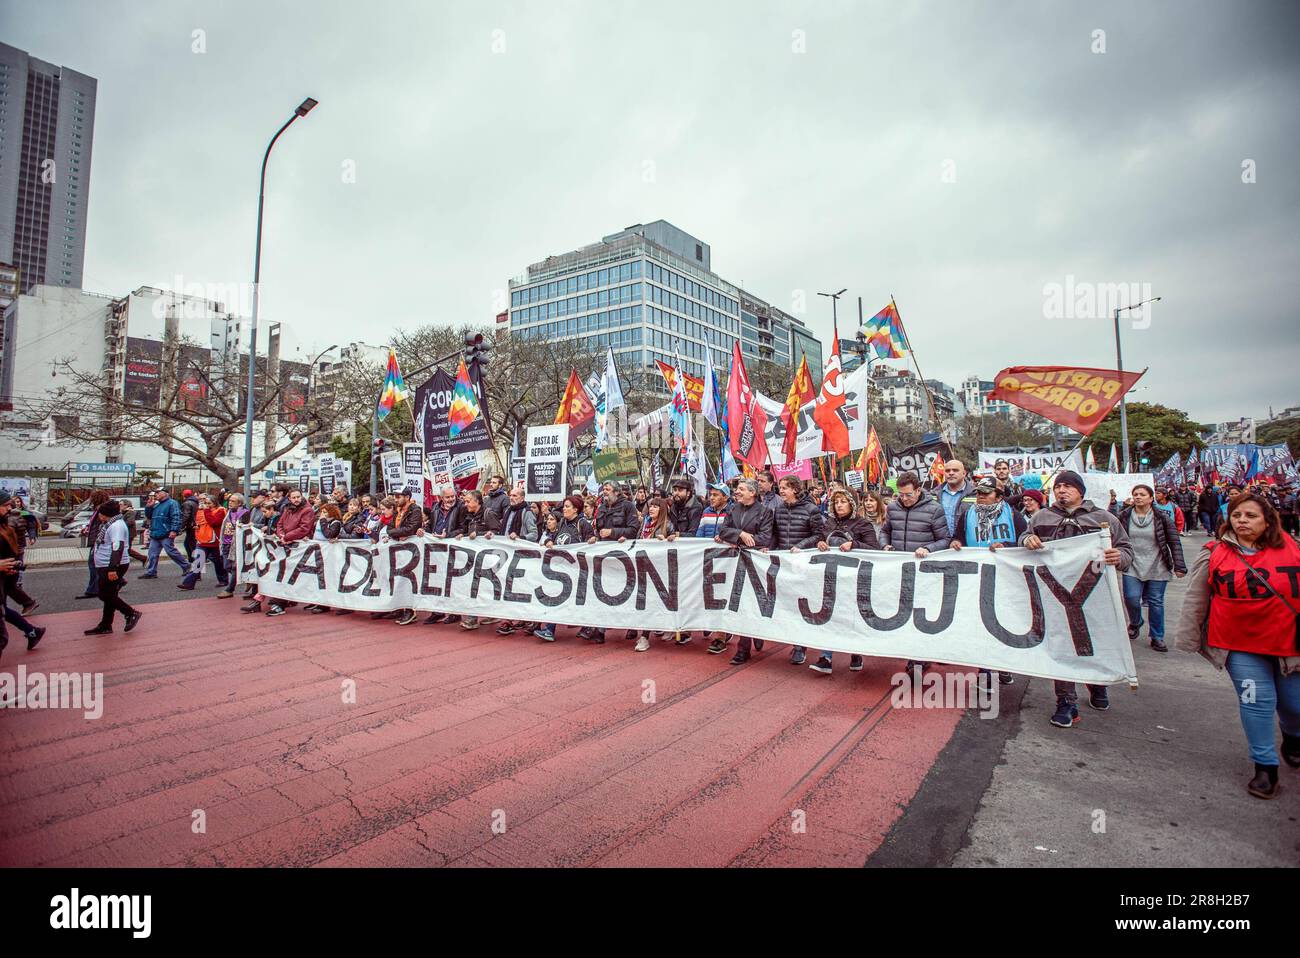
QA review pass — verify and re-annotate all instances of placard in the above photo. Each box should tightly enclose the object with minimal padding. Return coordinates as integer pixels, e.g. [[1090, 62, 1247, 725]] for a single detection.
[[525, 424, 569, 502], [402, 442, 425, 495], [317, 452, 336, 497], [426, 451, 453, 491], [845, 469, 864, 490], [381, 450, 405, 495]]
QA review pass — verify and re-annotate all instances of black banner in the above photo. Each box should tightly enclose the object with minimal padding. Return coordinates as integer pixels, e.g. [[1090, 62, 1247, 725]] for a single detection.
[[414, 366, 493, 455]]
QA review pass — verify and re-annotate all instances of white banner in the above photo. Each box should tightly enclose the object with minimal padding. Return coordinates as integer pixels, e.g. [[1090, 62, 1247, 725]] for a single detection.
[[235, 526, 1137, 685], [978, 450, 1084, 475], [1083, 473, 1155, 506]]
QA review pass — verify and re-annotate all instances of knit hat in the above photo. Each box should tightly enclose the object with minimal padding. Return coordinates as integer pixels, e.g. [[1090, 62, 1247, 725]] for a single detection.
[[1021, 489, 1045, 507], [1053, 470, 1086, 495]]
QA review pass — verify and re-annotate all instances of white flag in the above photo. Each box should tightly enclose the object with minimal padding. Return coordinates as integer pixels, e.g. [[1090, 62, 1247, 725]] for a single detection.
[[701, 347, 720, 429], [604, 347, 624, 413]]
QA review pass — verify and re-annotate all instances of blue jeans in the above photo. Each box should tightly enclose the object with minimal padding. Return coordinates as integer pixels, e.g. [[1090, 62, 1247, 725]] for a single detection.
[[1199, 511, 1216, 535], [84, 550, 98, 596], [4, 603, 37, 635], [1224, 651, 1300, 766], [146, 535, 189, 575], [1122, 576, 1168, 639]]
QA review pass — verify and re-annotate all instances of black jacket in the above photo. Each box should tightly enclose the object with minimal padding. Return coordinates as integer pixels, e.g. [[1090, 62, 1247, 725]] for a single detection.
[[180, 496, 199, 531], [667, 496, 703, 536], [1116, 505, 1186, 574], [484, 488, 509, 522], [822, 513, 879, 549], [425, 502, 462, 536], [316, 517, 343, 541], [390, 502, 424, 540], [1197, 488, 1220, 514], [718, 500, 774, 548], [770, 493, 825, 549], [546, 515, 592, 546], [454, 505, 501, 537], [592, 497, 639, 540]]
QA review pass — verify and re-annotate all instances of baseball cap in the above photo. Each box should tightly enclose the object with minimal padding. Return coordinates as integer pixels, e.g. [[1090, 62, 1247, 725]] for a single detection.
[[974, 478, 1002, 496], [707, 482, 730, 496]]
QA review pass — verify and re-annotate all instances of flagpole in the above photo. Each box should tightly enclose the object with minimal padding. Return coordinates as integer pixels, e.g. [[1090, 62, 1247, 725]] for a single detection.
[[891, 295, 944, 435]]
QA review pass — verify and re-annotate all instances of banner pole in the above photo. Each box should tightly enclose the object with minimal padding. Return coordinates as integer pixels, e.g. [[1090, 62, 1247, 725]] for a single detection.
[[891, 294, 943, 435], [1098, 525, 1140, 689]]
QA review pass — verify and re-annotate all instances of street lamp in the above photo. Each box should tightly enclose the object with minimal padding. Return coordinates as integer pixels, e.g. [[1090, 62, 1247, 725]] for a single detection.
[[1112, 295, 1161, 472], [242, 97, 319, 501], [817, 288, 848, 332]]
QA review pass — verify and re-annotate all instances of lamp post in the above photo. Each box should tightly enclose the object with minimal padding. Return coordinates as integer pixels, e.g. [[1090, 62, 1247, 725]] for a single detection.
[[817, 287, 848, 334], [242, 97, 318, 501], [1112, 295, 1161, 472]]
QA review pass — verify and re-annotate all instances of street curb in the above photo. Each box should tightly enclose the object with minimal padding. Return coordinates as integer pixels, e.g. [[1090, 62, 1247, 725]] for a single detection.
[[864, 676, 1029, 867]]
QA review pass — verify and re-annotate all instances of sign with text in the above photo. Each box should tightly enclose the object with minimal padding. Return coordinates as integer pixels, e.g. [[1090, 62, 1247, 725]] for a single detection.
[[317, 453, 336, 497], [402, 442, 424, 496], [525, 424, 569, 502], [381, 450, 404, 495]]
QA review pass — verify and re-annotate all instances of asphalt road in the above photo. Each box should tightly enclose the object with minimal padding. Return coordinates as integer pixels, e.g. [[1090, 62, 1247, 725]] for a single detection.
[[15, 562, 221, 617]]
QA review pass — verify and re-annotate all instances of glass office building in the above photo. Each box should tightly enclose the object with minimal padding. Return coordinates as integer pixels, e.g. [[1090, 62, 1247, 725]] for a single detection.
[[508, 221, 820, 393]]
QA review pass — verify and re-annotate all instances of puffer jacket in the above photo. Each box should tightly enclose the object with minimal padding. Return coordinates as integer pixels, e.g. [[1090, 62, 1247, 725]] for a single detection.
[[823, 513, 879, 550], [880, 491, 950, 552], [770, 493, 825, 549], [390, 502, 424, 540], [1116, 505, 1186, 574], [718, 500, 774, 548], [546, 515, 592, 546], [1020, 499, 1134, 570], [592, 497, 639, 540]]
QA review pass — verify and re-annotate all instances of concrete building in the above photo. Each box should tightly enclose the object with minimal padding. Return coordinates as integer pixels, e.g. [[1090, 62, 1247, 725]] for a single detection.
[[0, 283, 321, 483], [507, 220, 821, 397], [0, 43, 96, 295]]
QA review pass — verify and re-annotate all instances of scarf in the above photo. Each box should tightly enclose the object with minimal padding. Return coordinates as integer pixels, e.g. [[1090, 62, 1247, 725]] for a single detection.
[[973, 501, 1004, 544]]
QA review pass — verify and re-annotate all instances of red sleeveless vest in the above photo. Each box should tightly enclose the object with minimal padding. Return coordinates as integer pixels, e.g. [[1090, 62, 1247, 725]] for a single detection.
[[1206, 538, 1300, 657]]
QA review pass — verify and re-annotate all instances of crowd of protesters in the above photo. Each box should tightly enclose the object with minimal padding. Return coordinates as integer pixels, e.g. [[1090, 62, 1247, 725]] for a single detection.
[[3, 458, 1296, 802]]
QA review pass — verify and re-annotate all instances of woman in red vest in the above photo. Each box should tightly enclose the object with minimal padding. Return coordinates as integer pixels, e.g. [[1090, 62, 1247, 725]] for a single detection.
[[1175, 492, 1300, 798]]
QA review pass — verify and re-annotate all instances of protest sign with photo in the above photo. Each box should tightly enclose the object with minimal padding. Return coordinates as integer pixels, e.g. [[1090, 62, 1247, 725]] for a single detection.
[[1082, 473, 1155, 506]]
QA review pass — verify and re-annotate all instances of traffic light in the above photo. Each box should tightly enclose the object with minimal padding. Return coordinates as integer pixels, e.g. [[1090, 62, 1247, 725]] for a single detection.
[[372, 437, 388, 462], [463, 332, 491, 369], [1136, 440, 1154, 468]]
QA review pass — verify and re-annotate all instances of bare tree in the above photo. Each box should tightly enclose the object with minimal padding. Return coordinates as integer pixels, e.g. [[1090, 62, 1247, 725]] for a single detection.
[[17, 334, 338, 488]]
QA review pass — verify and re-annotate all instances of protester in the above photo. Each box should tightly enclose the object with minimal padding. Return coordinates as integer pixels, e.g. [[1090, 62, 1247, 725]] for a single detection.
[[533, 496, 592, 642], [483, 476, 509, 523], [812, 489, 879, 673], [575, 482, 639, 645], [1173, 492, 1300, 799], [695, 483, 734, 655], [621, 497, 676, 651], [264, 488, 316, 618], [385, 487, 425, 626], [991, 459, 1024, 501], [937, 459, 977, 539], [1022, 470, 1133, 727], [302, 503, 345, 614], [214, 493, 247, 599], [141, 488, 188, 580], [179, 488, 200, 558], [494, 487, 541, 636], [880, 472, 951, 677], [721, 478, 775, 665], [0, 493, 45, 657], [1218, 485, 1243, 528], [182, 492, 228, 591], [1197, 484, 1221, 537], [770, 477, 828, 669], [1174, 485, 1199, 536], [757, 471, 778, 510], [859, 490, 887, 544], [1113, 484, 1187, 651], [83, 501, 143, 636], [667, 478, 703, 536], [1019, 489, 1045, 518]]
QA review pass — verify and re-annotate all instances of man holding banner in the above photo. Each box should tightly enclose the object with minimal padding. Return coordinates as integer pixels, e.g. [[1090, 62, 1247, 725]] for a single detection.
[[1022, 470, 1133, 727]]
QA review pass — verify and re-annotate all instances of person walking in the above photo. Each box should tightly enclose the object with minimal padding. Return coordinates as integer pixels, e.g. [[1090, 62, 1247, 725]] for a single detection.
[[495, 486, 541, 636], [179, 489, 200, 559], [0, 493, 44, 657], [141, 488, 188, 579], [1197, 484, 1221, 537], [450, 489, 494, 630], [1021, 470, 1133, 727], [74, 490, 112, 599], [577, 482, 639, 644], [1113, 484, 1186, 651], [1173, 492, 1300, 799], [697, 484, 734, 656], [180, 493, 227, 591], [216, 493, 247, 599], [83, 501, 143, 636], [264, 488, 316, 618]]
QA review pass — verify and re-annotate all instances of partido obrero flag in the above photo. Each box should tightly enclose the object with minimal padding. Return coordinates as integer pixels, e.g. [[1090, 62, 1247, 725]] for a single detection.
[[376, 348, 411, 421]]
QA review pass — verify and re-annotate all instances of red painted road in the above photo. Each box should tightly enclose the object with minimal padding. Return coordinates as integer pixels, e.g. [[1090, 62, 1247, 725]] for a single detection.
[[0, 597, 962, 867]]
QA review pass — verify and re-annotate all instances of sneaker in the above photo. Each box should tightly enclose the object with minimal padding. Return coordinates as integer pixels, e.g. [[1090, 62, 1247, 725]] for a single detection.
[[576, 627, 595, 641], [589, 629, 606, 644], [123, 611, 142, 633], [177, 582, 196, 591], [623, 630, 637, 641], [849, 654, 864, 672], [479, 618, 498, 626], [460, 617, 480, 630], [83, 625, 113, 635], [1050, 698, 1080, 728], [266, 604, 286, 617], [1088, 688, 1110, 711], [809, 655, 833, 675], [634, 636, 651, 652], [240, 601, 261, 614], [306, 605, 329, 614], [139, 574, 157, 580], [706, 637, 728, 655], [998, 671, 1015, 685], [395, 610, 418, 626], [21, 601, 38, 616], [26, 626, 46, 650], [217, 590, 234, 599], [673, 632, 690, 645], [496, 623, 518, 635], [423, 612, 446, 625], [532, 627, 556, 642], [789, 647, 806, 666], [442, 615, 461, 625], [729, 649, 750, 665], [1149, 639, 1168, 652], [753, 638, 764, 651]]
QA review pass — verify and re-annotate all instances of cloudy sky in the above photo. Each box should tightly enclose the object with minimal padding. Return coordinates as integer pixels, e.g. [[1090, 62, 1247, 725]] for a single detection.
[[6, 0, 1298, 424]]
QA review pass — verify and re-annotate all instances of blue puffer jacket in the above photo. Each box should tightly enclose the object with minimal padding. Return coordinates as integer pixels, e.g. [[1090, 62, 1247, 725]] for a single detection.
[[149, 497, 182, 537]]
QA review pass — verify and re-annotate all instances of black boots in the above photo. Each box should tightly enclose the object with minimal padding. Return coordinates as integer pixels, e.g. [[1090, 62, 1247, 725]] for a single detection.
[[1282, 734, 1300, 769], [1247, 763, 1280, 800]]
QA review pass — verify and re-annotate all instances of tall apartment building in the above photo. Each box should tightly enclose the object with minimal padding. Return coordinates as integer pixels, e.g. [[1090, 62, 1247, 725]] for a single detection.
[[0, 43, 96, 295], [506, 221, 821, 395]]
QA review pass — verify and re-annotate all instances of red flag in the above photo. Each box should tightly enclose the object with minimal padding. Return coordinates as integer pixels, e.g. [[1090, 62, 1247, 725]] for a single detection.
[[780, 355, 816, 464], [857, 425, 883, 482], [929, 451, 946, 486], [655, 360, 704, 412], [726, 342, 770, 471], [555, 368, 595, 434], [813, 330, 851, 458], [987, 365, 1145, 435]]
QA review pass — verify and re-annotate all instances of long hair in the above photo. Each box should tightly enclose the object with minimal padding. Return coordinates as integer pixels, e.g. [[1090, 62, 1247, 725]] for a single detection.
[[1218, 492, 1285, 550], [643, 497, 672, 537]]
